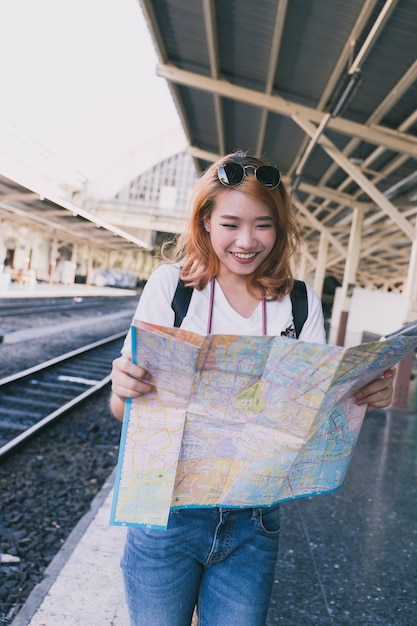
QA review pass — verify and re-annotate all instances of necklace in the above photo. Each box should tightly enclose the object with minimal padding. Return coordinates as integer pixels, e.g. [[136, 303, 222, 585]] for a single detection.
[[207, 278, 267, 335]]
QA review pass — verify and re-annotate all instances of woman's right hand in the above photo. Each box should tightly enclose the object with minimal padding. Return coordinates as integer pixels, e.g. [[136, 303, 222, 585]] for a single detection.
[[110, 353, 153, 421]]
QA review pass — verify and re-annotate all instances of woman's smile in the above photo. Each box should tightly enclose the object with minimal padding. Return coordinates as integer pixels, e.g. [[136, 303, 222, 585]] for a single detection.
[[232, 252, 257, 259]]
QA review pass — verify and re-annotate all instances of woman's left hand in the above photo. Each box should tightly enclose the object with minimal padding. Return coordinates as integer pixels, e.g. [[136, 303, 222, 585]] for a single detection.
[[354, 367, 396, 411]]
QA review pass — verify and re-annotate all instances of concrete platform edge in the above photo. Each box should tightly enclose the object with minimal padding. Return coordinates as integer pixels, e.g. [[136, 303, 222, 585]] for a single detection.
[[11, 468, 117, 626]]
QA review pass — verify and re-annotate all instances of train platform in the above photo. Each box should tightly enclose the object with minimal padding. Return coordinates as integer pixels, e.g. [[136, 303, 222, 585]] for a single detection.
[[9, 405, 417, 626], [0, 277, 137, 299]]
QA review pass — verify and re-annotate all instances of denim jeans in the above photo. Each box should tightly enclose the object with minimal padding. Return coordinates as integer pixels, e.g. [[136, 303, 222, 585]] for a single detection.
[[122, 505, 280, 626]]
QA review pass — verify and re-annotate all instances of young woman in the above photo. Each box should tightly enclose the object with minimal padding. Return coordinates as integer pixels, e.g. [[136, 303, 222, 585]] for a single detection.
[[110, 151, 395, 626]]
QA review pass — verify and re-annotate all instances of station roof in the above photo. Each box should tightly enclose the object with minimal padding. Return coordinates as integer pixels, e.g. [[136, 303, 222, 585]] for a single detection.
[[0, 171, 152, 252], [140, 0, 417, 290]]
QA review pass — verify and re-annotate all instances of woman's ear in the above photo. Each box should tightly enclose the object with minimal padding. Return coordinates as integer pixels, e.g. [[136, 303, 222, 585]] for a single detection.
[[204, 223, 210, 232]]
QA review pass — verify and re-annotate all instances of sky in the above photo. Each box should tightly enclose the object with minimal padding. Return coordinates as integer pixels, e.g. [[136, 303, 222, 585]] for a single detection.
[[0, 0, 184, 196]]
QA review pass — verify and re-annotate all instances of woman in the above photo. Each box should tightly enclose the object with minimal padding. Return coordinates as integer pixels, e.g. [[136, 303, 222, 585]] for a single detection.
[[110, 151, 394, 626]]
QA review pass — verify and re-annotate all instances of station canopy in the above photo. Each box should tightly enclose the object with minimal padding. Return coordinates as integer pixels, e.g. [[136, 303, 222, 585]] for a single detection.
[[140, 0, 417, 290], [0, 171, 152, 252]]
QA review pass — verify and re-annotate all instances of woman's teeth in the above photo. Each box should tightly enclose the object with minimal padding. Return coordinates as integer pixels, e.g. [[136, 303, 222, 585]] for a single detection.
[[233, 252, 256, 259]]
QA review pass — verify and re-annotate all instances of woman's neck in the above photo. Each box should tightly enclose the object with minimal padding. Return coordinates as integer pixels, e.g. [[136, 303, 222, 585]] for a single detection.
[[215, 276, 263, 318]]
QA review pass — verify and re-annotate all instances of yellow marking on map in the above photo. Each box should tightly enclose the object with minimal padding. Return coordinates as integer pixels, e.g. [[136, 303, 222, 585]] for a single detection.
[[234, 380, 266, 413]]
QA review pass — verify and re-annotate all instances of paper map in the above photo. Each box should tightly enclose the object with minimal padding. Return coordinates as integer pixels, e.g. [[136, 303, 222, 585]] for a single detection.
[[110, 321, 417, 529]]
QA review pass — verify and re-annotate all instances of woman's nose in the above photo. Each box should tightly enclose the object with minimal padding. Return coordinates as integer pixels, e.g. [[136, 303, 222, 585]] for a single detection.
[[236, 228, 256, 247]]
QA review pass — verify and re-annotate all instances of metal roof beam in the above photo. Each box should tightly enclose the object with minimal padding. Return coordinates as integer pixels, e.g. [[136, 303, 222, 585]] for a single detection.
[[293, 198, 347, 257], [187, 145, 222, 164], [156, 63, 417, 157], [0, 191, 39, 203], [293, 114, 415, 240], [298, 182, 371, 211], [348, 0, 399, 75], [288, 0, 379, 177], [306, 58, 417, 205], [202, 0, 225, 154], [256, 0, 288, 155], [316, 0, 379, 110]]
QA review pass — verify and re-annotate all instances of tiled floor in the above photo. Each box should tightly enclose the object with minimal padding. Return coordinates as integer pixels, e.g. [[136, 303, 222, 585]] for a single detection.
[[13, 407, 417, 626], [267, 408, 417, 625]]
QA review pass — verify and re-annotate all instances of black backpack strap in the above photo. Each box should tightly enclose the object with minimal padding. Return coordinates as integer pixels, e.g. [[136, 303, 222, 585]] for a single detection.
[[172, 277, 309, 338], [290, 279, 308, 339], [171, 279, 194, 327]]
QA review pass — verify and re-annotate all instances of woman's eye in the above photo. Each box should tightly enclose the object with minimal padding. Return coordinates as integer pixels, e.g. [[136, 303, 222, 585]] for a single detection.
[[221, 223, 237, 228]]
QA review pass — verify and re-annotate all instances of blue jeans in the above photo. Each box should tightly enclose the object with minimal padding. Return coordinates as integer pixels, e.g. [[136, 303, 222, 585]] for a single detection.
[[122, 505, 280, 626]]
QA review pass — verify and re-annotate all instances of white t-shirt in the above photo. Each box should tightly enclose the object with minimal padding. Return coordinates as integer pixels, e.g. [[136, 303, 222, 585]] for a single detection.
[[124, 264, 326, 351]]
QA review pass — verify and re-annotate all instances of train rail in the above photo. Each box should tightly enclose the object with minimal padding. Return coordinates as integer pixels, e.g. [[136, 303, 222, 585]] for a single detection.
[[0, 332, 125, 459]]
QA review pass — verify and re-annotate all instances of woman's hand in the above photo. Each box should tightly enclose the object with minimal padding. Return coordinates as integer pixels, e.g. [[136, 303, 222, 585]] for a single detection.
[[354, 367, 396, 412], [110, 353, 153, 421]]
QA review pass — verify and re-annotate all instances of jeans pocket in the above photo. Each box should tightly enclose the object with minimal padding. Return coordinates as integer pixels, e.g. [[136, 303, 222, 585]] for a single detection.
[[257, 505, 281, 536]]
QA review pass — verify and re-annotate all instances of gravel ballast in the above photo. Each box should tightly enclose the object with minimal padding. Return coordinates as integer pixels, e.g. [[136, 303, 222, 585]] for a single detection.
[[0, 301, 134, 624]]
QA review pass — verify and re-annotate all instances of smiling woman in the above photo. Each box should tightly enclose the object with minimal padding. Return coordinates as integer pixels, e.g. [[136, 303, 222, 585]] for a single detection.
[[109, 149, 396, 626]]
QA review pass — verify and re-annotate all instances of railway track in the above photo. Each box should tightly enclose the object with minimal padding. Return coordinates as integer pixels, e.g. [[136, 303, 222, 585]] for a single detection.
[[0, 332, 125, 458]]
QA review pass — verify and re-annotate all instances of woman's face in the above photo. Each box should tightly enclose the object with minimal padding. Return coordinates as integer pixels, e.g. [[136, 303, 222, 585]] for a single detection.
[[205, 189, 277, 281]]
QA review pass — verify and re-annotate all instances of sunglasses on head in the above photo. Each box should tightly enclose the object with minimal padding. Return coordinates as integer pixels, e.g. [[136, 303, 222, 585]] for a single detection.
[[217, 162, 281, 189]]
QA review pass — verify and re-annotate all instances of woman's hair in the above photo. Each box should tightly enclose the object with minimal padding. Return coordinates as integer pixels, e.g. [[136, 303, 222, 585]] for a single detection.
[[164, 150, 301, 299]]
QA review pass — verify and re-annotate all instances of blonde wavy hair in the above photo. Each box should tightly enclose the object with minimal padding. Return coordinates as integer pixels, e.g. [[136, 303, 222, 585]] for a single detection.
[[163, 151, 300, 300]]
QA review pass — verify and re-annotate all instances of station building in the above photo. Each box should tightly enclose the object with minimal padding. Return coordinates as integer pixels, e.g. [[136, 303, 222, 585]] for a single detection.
[[0, 148, 197, 290]]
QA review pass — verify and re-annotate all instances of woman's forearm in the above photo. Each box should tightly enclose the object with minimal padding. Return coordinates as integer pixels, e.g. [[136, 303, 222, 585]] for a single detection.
[[110, 391, 126, 422]]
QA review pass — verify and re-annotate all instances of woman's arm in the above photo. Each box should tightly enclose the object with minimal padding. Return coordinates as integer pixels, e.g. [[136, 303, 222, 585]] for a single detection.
[[110, 265, 181, 421]]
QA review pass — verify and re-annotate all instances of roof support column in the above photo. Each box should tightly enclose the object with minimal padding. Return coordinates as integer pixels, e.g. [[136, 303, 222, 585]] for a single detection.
[[402, 219, 417, 322], [86, 248, 95, 285], [313, 234, 328, 298], [295, 242, 317, 282], [335, 207, 363, 346], [296, 243, 308, 281], [391, 219, 417, 409], [71, 242, 78, 264], [49, 237, 59, 284]]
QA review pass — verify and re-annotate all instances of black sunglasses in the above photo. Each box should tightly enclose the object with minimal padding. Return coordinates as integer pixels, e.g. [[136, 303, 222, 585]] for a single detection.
[[217, 162, 281, 189]]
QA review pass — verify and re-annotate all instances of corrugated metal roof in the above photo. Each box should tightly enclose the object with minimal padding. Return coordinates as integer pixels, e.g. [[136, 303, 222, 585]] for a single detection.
[[140, 0, 417, 290]]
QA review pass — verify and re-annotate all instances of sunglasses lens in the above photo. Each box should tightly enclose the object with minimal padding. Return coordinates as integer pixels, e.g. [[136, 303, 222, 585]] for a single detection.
[[218, 163, 244, 186], [218, 162, 281, 189], [256, 166, 281, 189]]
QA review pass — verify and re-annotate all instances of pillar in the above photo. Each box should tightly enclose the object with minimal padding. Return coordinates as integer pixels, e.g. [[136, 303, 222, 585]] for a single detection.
[[336, 207, 363, 346]]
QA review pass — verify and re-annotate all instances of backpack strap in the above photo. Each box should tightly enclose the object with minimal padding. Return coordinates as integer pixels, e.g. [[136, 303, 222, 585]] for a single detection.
[[171, 278, 309, 338], [290, 279, 308, 339], [171, 279, 193, 328]]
